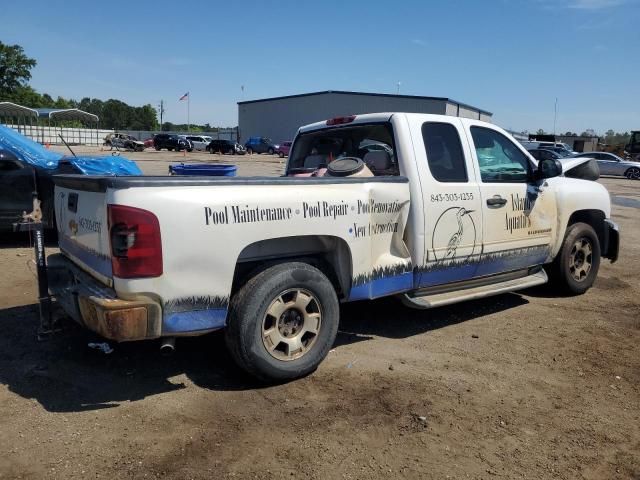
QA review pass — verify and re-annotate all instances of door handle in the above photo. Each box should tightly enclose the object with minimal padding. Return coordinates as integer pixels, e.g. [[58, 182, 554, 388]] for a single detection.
[[486, 195, 507, 207]]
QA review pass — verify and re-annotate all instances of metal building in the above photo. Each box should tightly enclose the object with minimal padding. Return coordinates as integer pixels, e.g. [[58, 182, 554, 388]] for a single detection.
[[238, 90, 492, 143]]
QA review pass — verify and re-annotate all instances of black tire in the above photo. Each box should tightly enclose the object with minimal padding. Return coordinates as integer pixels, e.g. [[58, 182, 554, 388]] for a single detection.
[[278, 151, 284, 158], [225, 262, 339, 383], [154, 146, 161, 151], [624, 167, 640, 179], [168, 147, 174, 151], [187, 148, 193, 152], [547, 222, 601, 295], [268, 147, 274, 155], [246, 147, 253, 155]]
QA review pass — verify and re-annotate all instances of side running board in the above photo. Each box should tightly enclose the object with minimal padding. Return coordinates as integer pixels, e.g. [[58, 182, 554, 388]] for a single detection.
[[400, 270, 548, 310]]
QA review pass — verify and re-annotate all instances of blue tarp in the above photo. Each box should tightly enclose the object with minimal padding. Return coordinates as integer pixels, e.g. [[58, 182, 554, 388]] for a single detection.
[[0, 124, 142, 175]]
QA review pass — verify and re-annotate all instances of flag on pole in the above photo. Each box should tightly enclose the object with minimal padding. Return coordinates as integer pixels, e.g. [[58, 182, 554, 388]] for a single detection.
[[179, 92, 189, 101]]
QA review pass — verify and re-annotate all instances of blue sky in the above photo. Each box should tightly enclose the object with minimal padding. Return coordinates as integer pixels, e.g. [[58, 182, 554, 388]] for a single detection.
[[2, 0, 638, 133]]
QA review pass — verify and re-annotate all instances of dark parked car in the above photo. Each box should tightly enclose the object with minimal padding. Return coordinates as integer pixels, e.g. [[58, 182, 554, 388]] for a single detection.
[[539, 146, 572, 157], [0, 150, 76, 230], [244, 136, 279, 155], [153, 134, 192, 152], [527, 149, 564, 162], [0, 126, 141, 231], [207, 139, 246, 155]]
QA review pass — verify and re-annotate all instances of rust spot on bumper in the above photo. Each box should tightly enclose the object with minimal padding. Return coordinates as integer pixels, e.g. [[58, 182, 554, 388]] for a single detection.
[[78, 297, 149, 341]]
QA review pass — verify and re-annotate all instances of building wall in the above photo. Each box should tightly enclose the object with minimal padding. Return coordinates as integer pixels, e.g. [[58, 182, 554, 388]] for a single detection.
[[445, 101, 492, 122], [556, 135, 599, 153], [239, 93, 488, 144]]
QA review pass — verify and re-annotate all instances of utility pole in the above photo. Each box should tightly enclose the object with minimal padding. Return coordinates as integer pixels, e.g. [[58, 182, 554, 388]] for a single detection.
[[553, 98, 558, 139], [396, 81, 401, 95], [158, 100, 165, 130]]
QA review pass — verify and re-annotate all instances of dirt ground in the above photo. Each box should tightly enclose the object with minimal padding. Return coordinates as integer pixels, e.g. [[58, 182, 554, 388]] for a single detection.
[[0, 151, 638, 479]]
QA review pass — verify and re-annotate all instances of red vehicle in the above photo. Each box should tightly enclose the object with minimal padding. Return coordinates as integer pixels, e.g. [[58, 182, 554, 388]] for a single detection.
[[144, 137, 155, 149], [276, 140, 292, 158]]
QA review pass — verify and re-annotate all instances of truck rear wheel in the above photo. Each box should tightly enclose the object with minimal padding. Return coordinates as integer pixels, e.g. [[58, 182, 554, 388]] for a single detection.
[[225, 262, 339, 383], [548, 222, 601, 295]]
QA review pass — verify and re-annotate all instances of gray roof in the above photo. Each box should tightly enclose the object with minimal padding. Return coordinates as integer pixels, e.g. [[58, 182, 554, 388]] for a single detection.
[[35, 108, 99, 123], [0, 102, 38, 118], [0, 102, 98, 122], [237, 90, 492, 115]]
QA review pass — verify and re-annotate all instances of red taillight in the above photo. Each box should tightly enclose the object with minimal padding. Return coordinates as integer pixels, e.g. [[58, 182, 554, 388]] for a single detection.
[[326, 115, 356, 126], [108, 204, 162, 278]]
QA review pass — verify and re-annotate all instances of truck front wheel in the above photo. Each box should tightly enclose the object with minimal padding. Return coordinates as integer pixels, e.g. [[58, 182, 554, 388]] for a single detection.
[[548, 222, 601, 295], [225, 262, 339, 383]]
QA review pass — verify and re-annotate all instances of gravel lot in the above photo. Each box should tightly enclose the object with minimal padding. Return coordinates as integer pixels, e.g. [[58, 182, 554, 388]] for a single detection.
[[0, 149, 638, 479]]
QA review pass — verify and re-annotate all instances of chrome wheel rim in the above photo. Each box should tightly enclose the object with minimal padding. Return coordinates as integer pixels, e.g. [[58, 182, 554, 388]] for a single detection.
[[569, 237, 593, 282], [262, 288, 322, 361], [627, 168, 640, 180]]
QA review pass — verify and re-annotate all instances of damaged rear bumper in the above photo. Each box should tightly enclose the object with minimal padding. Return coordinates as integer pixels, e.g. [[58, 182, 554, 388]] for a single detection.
[[47, 253, 162, 341]]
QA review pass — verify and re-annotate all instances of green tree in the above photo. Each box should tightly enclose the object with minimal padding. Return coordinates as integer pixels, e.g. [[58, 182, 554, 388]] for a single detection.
[[536, 128, 546, 135], [101, 99, 130, 129], [0, 41, 37, 97], [580, 129, 597, 137], [8, 85, 42, 106], [41, 93, 55, 107], [129, 104, 158, 130]]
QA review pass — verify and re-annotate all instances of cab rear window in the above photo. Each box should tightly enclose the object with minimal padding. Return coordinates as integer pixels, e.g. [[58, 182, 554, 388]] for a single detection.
[[422, 122, 468, 182], [289, 123, 398, 176]]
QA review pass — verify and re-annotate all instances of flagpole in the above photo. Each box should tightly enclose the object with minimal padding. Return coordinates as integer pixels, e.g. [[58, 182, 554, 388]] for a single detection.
[[187, 93, 190, 133]]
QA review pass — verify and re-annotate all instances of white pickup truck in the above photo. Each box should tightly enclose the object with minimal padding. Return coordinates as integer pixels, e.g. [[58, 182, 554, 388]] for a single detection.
[[49, 113, 619, 382]]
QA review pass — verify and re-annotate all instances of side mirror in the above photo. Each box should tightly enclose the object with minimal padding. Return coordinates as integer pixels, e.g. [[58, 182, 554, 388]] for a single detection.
[[537, 158, 562, 179]]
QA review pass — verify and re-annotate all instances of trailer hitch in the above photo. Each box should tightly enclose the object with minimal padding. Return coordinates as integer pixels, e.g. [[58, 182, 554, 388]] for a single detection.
[[13, 194, 57, 339]]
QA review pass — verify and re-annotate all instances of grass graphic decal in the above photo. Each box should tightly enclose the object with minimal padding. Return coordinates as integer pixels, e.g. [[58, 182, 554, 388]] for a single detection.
[[164, 295, 229, 313], [352, 262, 413, 286], [416, 245, 549, 274], [61, 235, 111, 263]]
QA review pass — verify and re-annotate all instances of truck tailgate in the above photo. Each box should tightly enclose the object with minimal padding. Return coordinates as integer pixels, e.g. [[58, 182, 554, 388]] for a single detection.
[[54, 185, 112, 285]]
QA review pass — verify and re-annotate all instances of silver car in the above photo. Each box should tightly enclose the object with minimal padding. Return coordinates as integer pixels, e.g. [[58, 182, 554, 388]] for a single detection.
[[572, 152, 640, 179], [183, 135, 210, 152]]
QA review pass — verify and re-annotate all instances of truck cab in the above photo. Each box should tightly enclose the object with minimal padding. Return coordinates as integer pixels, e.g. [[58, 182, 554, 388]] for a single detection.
[[287, 113, 617, 302]]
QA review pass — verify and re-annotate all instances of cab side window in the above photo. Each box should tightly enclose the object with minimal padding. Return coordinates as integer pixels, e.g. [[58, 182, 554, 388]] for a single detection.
[[470, 127, 531, 183], [422, 122, 468, 182]]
